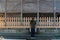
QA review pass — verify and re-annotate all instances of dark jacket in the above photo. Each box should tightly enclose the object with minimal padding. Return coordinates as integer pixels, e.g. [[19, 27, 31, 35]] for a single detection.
[[30, 20, 36, 28]]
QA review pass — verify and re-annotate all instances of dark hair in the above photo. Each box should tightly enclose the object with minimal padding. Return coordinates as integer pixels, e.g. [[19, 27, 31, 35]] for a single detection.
[[32, 17, 34, 20]]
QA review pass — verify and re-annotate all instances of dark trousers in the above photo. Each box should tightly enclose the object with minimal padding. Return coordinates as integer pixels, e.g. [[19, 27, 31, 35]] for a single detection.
[[31, 28, 35, 37]]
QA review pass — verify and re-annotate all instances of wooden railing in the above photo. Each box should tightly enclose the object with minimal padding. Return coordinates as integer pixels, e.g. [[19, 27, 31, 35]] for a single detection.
[[0, 16, 60, 28]]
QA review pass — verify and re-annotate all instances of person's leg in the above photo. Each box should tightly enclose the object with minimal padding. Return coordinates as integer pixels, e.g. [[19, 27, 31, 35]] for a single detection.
[[31, 28, 33, 37], [31, 28, 35, 37]]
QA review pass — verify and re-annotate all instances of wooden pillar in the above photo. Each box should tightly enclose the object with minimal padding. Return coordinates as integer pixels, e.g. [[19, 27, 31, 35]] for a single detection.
[[5, 0, 7, 28], [59, 17, 60, 28], [37, 0, 39, 26], [21, 0, 23, 26], [53, 0, 57, 30]]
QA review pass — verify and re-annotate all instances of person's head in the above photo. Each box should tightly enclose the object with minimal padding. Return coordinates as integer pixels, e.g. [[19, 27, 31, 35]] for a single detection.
[[32, 17, 34, 20]]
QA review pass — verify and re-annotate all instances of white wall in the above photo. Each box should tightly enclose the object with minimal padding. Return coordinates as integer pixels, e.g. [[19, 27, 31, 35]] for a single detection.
[[0, 0, 60, 13]]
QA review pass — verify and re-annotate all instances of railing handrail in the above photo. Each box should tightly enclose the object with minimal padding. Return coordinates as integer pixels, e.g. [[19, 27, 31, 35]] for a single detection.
[[0, 17, 60, 28]]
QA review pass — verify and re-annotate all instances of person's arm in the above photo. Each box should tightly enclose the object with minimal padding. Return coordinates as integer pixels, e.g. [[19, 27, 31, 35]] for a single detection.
[[34, 21, 36, 25]]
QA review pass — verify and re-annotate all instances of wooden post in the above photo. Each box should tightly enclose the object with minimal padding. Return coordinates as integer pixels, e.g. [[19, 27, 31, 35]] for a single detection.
[[15, 17, 17, 26], [5, 0, 7, 28], [0, 17, 1, 27], [18, 17, 20, 26], [37, 0, 39, 26], [21, 0, 23, 26], [56, 17, 58, 27], [47, 17, 48, 26], [50, 17, 52, 27], [49, 17, 50, 27], [27, 17, 28, 26], [25, 17, 27, 26], [14, 17, 15, 27], [7, 17, 8, 26], [40, 17, 42, 27], [59, 17, 60, 28], [45, 17, 46, 27], [23, 17, 25, 26], [11, 17, 13, 26], [42, 17, 44, 26], [28, 17, 30, 26], [9, 17, 10, 27]]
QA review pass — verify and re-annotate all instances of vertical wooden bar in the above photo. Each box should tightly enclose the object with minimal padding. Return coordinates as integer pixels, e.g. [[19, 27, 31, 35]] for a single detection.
[[40, 17, 42, 26], [56, 17, 58, 28], [15, 17, 16, 26], [59, 17, 60, 28], [24, 17, 25, 26], [11, 17, 12, 27], [16, 17, 18, 26], [8, 17, 9, 27], [12, 17, 14, 27], [37, 0, 39, 26], [44, 17, 45, 26], [28, 17, 29, 26], [2, 16, 4, 28], [29, 17, 30, 26], [18, 16, 20, 26], [45, 17, 46, 26], [14, 17, 16, 27], [27, 17, 28, 26], [49, 17, 50, 27], [46, 17, 47, 27], [39, 17, 40, 27], [10, 17, 11, 28], [0, 17, 1, 27], [0, 17, 2, 27], [13, 17, 14, 26], [39, 17, 40, 26], [21, 0, 23, 26], [47, 17, 48, 26], [29, 17, 31, 28], [11, 17, 12, 26], [1, 16, 3, 27], [7, 17, 9, 26], [3, 16, 5, 27], [5, 0, 7, 28], [52, 17, 53, 27], [16, 16, 17, 26], [10, 17, 12, 27], [15, 16, 16, 26], [42, 17, 44, 26], [1, 16, 2, 27], [25, 17, 27, 26], [9, 17, 11, 26], [17, 16, 19, 28], [11, 17, 13, 26], [50, 17, 52, 27], [41, 17, 42, 26]]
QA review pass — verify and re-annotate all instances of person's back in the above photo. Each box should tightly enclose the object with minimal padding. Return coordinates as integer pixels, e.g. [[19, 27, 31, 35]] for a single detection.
[[30, 17, 36, 37], [30, 19, 36, 28]]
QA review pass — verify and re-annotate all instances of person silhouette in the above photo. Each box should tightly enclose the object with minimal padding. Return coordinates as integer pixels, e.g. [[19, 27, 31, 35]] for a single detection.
[[30, 17, 36, 37]]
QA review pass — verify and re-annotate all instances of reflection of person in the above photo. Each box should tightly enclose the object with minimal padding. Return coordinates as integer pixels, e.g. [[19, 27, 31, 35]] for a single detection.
[[30, 17, 36, 37]]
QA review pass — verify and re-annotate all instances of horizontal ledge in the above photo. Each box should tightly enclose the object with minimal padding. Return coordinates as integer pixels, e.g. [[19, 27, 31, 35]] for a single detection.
[[0, 26, 59, 28]]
